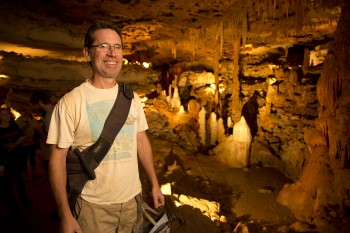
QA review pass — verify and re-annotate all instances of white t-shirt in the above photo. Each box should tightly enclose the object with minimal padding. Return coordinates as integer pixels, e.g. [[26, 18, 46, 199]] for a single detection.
[[47, 80, 148, 204]]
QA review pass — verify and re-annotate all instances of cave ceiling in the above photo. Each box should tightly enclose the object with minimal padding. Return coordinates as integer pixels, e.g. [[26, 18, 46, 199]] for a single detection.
[[0, 0, 342, 70]]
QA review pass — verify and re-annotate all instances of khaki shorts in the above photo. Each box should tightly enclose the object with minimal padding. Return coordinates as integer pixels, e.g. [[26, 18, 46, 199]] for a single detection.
[[74, 196, 137, 233]]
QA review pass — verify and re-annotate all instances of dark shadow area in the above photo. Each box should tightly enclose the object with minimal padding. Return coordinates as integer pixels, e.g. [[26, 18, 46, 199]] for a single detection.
[[0, 175, 59, 233], [241, 91, 259, 139]]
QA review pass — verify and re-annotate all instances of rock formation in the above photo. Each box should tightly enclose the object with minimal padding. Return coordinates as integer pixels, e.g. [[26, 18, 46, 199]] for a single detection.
[[277, 1, 350, 231]]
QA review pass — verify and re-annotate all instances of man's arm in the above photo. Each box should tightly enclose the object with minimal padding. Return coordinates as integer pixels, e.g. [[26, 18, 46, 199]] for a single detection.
[[49, 145, 81, 233], [32, 119, 47, 141], [137, 131, 164, 208]]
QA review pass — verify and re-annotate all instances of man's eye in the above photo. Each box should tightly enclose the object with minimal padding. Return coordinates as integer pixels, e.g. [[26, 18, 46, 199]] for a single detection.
[[100, 44, 109, 49], [115, 44, 122, 50]]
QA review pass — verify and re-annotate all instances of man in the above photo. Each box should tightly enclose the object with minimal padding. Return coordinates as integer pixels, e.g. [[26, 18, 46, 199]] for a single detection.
[[0, 108, 30, 212], [16, 107, 46, 180], [47, 19, 164, 233], [30, 90, 54, 175]]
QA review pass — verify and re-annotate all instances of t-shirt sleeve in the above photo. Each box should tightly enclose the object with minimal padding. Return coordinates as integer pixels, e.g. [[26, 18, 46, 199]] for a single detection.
[[133, 93, 148, 132], [46, 96, 75, 149]]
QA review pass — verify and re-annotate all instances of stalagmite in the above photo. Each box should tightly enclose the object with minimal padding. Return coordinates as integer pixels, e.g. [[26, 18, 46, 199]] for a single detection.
[[161, 90, 166, 98], [171, 87, 181, 110], [217, 117, 225, 143], [179, 105, 184, 113], [215, 116, 252, 168], [210, 112, 218, 145], [166, 96, 171, 107], [230, 116, 252, 167], [168, 83, 172, 99], [227, 116, 233, 128], [188, 99, 200, 118], [198, 107, 207, 145]]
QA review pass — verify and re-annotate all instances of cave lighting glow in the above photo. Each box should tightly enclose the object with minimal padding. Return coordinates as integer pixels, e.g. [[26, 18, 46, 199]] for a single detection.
[[142, 62, 151, 68], [161, 183, 172, 195], [0, 42, 85, 61], [161, 174, 225, 222], [127, 60, 151, 68], [0, 74, 10, 79], [0, 104, 21, 120], [11, 108, 21, 120], [0, 43, 152, 68], [204, 83, 226, 94], [219, 83, 226, 93], [269, 77, 277, 85]]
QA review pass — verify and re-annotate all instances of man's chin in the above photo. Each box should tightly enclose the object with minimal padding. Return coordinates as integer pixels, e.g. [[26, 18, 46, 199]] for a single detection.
[[103, 72, 119, 79]]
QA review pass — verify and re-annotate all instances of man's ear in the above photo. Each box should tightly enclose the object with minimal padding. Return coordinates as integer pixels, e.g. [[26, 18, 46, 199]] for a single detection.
[[83, 47, 91, 62]]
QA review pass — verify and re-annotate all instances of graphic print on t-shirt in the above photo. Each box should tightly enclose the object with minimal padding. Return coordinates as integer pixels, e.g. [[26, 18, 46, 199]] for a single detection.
[[86, 100, 134, 161]]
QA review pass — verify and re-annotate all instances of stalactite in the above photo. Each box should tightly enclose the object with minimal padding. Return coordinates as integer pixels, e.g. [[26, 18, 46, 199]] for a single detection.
[[242, 8, 248, 48], [249, 0, 253, 18], [268, 0, 272, 19], [227, 9, 243, 124], [285, 0, 289, 19], [220, 21, 224, 56], [214, 22, 221, 110], [189, 28, 198, 59], [295, 0, 304, 33], [231, 37, 241, 123], [340, 139, 349, 168], [317, 54, 341, 116], [214, 44, 220, 110], [303, 48, 310, 72], [172, 44, 176, 59]]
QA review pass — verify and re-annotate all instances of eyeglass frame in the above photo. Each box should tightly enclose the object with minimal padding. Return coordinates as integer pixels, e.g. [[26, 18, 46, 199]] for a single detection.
[[89, 43, 123, 52]]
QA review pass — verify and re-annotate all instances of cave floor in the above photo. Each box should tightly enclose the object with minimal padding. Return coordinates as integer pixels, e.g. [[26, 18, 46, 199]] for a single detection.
[[146, 134, 298, 233], [0, 133, 312, 233]]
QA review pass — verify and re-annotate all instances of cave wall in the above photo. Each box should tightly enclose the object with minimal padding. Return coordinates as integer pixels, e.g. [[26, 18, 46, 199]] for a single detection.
[[276, 1, 350, 231]]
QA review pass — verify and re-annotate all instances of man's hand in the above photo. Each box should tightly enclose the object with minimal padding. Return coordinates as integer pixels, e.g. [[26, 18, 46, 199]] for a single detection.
[[60, 215, 82, 233], [152, 187, 165, 209]]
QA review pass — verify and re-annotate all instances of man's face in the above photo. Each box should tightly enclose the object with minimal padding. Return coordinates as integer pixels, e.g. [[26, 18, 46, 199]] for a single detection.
[[0, 109, 11, 122], [84, 29, 123, 79], [30, 102, 44, 118]]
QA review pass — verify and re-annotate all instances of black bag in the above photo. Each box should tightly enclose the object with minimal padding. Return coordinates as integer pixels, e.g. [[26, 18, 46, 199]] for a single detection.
[[133, 194, 174, 233], [66, 82, 133, 211]]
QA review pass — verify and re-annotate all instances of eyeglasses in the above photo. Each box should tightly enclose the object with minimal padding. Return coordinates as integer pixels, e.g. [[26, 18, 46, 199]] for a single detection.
[[90, 43, 123, 52]]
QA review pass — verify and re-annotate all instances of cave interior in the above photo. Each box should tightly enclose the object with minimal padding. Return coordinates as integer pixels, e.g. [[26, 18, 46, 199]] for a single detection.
[[0, 0, 350, 232]]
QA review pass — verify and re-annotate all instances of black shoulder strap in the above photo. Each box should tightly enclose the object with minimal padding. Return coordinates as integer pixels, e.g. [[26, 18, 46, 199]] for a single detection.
[[73, 82, 134, 179], [101, 82, 134, 143]]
